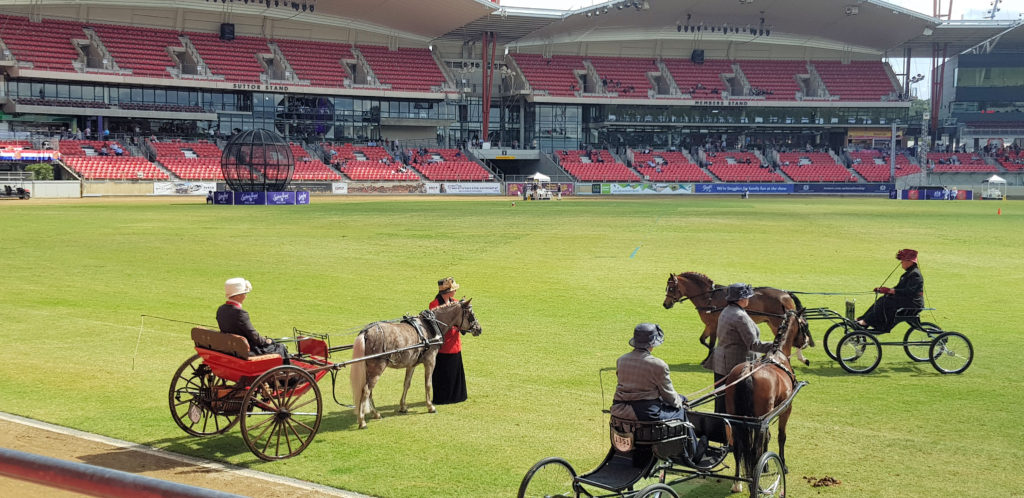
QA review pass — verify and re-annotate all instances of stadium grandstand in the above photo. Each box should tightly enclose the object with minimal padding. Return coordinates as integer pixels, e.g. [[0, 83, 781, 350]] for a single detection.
[[0, 0, 1019, 196]]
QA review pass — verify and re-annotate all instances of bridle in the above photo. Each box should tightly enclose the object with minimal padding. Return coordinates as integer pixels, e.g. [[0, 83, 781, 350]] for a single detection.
[[666, 275, 722, 312]]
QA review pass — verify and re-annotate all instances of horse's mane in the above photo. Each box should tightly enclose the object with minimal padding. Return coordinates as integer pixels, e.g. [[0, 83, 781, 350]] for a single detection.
[[678, 271, 715, 289], [424, 300, 462, 317]]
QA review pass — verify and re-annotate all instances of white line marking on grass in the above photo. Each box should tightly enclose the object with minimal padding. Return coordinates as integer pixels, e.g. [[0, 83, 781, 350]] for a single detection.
[[0, 412, 366, 497]]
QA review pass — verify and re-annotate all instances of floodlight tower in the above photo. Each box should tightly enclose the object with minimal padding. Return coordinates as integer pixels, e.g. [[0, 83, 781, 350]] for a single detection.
[[929, 0, 953, 141]]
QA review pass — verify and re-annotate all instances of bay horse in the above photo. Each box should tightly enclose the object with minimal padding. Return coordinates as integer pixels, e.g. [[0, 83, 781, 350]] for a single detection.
[[349, 299, 481, 429], [663, 272, 813, 365], [723, 308, 806, 494]]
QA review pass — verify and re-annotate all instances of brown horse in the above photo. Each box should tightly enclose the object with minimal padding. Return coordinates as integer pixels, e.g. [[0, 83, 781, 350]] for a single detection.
[[663, 272, 813, 365], [349, 299, 481, 429], [723, 308, 806, 494]]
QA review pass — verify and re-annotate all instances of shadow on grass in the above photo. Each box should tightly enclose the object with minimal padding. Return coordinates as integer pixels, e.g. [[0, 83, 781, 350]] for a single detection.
[[137, 433, 254, 464], [319, 400, 438, 431]]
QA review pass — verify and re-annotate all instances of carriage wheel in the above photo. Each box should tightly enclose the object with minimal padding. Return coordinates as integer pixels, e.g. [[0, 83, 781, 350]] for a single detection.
[[240, 366, 322, 461], [637, 482, 679, 498], [822, 322, 853, 361], [169, 354, 239, 436], [929, 332, 974, 374], [517, 457, 578, 498], [837, 332, 882, 374], [751, 451, 786, 498], [903, 322, 942, 362]]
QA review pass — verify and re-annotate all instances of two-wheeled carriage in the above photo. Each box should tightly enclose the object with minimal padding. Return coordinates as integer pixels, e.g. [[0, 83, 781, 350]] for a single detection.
[[168, 325, 441, 460], [517, 382, 808, 498], [806, 302, 973, 374]]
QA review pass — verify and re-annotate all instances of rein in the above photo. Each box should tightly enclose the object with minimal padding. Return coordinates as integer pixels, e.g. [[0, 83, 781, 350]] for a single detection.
[[685, 362, 768, 407]]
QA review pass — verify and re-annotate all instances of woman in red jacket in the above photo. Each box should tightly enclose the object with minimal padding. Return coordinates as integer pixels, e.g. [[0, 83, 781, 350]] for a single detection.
[[430, 277, 468, 404]]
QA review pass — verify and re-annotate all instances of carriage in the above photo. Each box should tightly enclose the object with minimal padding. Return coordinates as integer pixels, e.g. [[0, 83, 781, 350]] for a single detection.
[[810, 302, 973, 374], [517, 381, 808, 498], [169, 300, 478, 460]]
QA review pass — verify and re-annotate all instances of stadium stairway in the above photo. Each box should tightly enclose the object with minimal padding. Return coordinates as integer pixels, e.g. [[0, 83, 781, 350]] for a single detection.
[[152, 160, 177, 180]]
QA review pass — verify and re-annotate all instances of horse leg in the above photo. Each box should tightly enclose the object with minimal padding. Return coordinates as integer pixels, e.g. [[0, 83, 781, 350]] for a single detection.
[[700, 324, 716, 365], [796, 345, 810, 366], [398, 366, 415, 413], [350, 334, 368, 429], [724, 381, 744, 494], [778, 407, 791, 474], [424, 355, 437, 414], [365, 363, 385, 421]]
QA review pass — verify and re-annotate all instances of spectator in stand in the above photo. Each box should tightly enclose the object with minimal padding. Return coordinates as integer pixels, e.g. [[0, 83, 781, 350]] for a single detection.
[[430, 277, 469, 405], [99, 146, 109, 156]]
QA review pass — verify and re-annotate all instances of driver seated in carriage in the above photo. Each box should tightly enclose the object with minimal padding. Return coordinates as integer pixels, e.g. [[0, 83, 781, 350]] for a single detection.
[[216, 278, 290, 361], [610, 323, 705, 460], [855, 249, 925, 333]]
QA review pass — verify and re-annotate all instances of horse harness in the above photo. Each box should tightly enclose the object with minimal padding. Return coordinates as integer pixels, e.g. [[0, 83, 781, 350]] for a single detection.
[[374, 310, 446, 366], [757, 354, 798, 387], [669, 282, 725, 314]]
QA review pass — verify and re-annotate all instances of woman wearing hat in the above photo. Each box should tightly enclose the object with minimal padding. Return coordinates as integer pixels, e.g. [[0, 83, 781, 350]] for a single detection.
[[856, 249, 925, 332], [216, 278, 289, 359], [429, 277, 468, 405], [710, 283, 774, 413], [610, 324, 700, 458]]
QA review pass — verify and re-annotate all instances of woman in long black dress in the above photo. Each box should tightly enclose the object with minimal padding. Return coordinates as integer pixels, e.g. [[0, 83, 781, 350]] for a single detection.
[[429, 277, 468, 404]]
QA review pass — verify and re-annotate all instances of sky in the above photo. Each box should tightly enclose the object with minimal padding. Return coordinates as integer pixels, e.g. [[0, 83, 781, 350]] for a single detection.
[[498, 0, 1023, 99]]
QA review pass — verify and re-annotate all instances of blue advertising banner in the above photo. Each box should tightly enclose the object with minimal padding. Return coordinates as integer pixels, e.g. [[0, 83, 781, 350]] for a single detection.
[[267, 191, 296, 205], [234, 191, 266, 205], [213, 191, 233, 204], [793, 183, 895, 194], [295, 190, 310, 205], [693, 183, 794, 194]]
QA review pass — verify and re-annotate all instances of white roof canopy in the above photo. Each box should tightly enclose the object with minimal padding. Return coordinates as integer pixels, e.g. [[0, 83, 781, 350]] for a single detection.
[[984, 175, 1006, 184], [528, 172, 550, 182]]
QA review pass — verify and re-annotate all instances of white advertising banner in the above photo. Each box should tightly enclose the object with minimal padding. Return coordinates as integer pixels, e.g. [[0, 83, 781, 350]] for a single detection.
[[331, 182, 348, 195], [607, 183, 694, 195], [438, 182, 501, 194], [425, 183, 441, 194], [153, 181, 217, 195]]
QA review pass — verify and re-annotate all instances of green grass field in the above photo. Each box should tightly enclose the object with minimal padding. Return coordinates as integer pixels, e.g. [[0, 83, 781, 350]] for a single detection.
[[1, 196, 1021, 497]]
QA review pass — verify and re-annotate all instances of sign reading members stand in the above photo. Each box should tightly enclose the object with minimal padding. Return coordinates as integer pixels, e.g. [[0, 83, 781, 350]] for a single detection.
[[603, 183, 694, 195], [693, 183, 794, 194], [434, 183, 501, 194]]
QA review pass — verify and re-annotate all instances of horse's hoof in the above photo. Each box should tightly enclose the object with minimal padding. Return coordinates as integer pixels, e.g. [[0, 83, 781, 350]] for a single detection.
[[428, 406, 436, 414], [398, 408, 408, 414], [373, 413, 383, 420], [358, 424, 367, 430], [803, 359, 810, 366]]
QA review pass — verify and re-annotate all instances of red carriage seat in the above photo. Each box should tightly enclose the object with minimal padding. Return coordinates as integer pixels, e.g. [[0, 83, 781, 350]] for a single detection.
[[191, 327, 283, 382]]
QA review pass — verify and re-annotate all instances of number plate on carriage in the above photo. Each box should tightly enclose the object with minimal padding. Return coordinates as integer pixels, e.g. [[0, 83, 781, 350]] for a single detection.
[[611, 430, 634, 452], [188, 402, 202, 423]]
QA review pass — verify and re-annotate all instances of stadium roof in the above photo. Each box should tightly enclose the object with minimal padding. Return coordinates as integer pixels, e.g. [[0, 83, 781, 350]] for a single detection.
[[3, 0, 1018, 55]]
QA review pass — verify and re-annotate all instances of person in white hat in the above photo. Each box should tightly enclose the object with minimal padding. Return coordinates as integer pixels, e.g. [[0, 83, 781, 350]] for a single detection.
[[216, 278, 288, 358]]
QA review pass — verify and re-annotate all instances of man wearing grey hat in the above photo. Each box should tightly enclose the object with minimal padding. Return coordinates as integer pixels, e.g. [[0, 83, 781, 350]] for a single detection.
[[710, 283, 774, 412], [611, 323, 700, 458], [216, 278, 289, 360]]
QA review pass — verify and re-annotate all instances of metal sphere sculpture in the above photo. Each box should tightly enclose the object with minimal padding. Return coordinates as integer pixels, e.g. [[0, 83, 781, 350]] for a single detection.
[[220, 129, 294, 192]]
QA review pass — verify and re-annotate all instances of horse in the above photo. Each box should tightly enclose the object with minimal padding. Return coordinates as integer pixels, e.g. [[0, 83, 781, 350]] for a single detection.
[[349, 299, 481, 429], [663, 272, 813, 365], [723, 308, 807, 494]]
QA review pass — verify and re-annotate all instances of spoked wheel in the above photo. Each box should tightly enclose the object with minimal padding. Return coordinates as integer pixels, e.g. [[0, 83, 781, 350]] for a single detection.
[[169, 354, 239, 436], [903, 322, 942, 361], [240, 365, 322, 461], [837, 332, 882, 374], [929, 332, 974, 374], [823, 322, 854, 360], [637, 482, 679, 498], [751, 451, 786, 498], [517, 457, 578, 498]]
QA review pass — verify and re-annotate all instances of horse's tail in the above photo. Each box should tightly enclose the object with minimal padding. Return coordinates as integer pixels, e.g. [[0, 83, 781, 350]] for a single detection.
[[349, 332, 367, 413], [733, 373, 759, 480]]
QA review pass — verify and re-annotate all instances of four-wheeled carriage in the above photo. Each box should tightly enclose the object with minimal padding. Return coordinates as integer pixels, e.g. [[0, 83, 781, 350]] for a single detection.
[[518, 382, 807, 498], [808, 302, 974, 374]]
